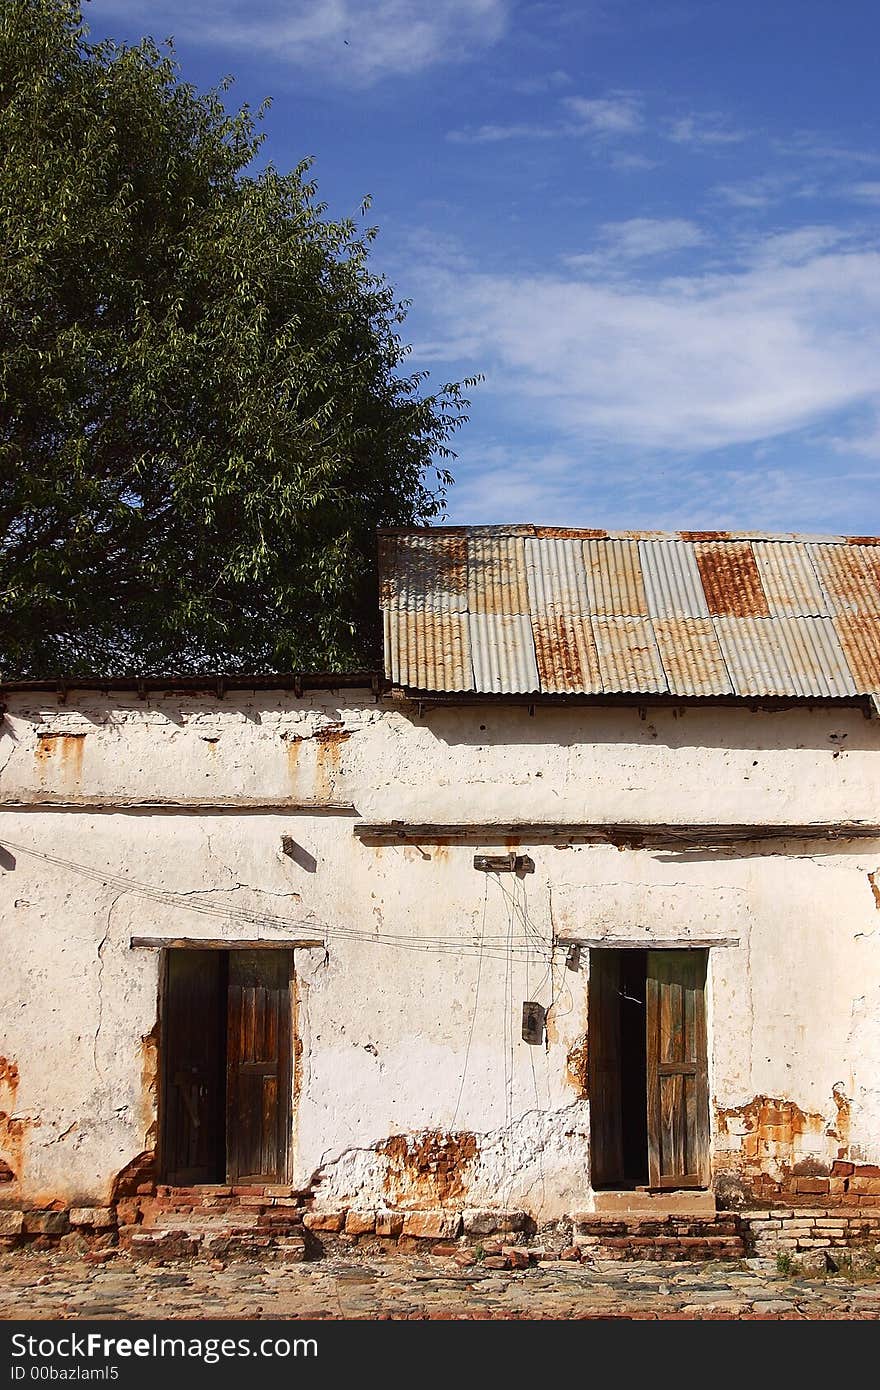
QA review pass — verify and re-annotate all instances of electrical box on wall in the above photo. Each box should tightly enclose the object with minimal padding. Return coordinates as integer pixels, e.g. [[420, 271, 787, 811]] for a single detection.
[[521, 1001, 546, 1045]]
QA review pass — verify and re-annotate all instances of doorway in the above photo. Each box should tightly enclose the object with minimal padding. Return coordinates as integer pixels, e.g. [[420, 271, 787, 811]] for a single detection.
[[159, 948, 293, 1185], [588, 948, 709, 1190]]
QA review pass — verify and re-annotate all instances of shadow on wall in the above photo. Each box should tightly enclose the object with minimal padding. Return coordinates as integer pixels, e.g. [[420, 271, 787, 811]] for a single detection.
[[405, 702, 880, 755]]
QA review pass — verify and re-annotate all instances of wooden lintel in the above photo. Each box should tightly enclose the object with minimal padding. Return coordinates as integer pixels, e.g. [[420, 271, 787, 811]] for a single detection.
[[130, 936, 325, 950], [1, 797, 357, 815], [353, 821, 880, 847], [557, 936, 740, 951]]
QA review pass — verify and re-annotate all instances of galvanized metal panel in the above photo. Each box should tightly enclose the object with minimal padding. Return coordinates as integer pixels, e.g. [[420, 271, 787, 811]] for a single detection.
[[808, 544, 880, 617], [639, 542, 710, 619], [694, 542, 769, 617], [751, 541, 829, 617], [531, 614, 602, 694], [469, 612, 540, 693], [383, 609, 473, 692], [714, 616, 856, 698], [591, 617, 668, 694], [833, 616, 880, 692], [378, 531, 468, 612], [524, 537, 590, 617], [652, 619, 733, 696], [467, 533, 530, 615], [583, 539, 648, 616]]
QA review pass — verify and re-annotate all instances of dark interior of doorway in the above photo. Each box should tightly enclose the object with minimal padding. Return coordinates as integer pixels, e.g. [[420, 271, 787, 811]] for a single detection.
[[589, 947, 648, 1189], [618, 950, 648, 1186]]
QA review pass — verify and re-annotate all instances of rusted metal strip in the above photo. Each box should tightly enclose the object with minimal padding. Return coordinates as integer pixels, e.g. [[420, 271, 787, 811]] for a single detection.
[[0, 797, 358, 813], [353, 821, 880, 846]]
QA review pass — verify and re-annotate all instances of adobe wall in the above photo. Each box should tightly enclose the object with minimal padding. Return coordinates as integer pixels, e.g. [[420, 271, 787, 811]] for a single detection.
[[0, 688, 878, 1221]]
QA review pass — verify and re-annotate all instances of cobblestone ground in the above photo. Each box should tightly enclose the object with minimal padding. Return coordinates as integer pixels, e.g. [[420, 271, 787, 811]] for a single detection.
[[1, 1250, 879, 1319]]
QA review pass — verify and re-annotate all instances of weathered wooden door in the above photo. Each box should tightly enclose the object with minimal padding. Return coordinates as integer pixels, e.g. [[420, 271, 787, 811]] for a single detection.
[[646, 950, 709, 1188], [161, 950, 226, 1184], [588, 950, 625, 1187], [226, 950, 293, 1183]]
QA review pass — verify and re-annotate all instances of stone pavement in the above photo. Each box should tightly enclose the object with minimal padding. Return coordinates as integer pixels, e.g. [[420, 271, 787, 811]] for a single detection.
[[0, 1248, 879, 1319]]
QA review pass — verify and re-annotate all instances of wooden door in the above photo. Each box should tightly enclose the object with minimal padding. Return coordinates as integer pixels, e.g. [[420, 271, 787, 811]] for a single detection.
[[588, 950, 624, 1187], [161, 950, 226, 1184], [646, 950, 709, 1189], [226, 950, 292, 1183]]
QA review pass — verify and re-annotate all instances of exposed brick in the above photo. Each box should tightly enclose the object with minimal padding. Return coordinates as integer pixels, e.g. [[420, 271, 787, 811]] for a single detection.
[[23, 1211, 69, 1235], [344, 1212, 375, 1236], [430, 1242, 459, 1257], [0, 1211, 24, 1236], [850, 1178, 880, 1195], [375, 1212, 404, 1238], [303, 1212, 345, 1232], [69, 1207, 115, 1229], [401, 1211, 462, 1240]]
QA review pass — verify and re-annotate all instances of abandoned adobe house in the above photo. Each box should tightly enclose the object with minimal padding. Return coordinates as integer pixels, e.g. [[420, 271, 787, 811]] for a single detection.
[[1, 525, 880, 1262]]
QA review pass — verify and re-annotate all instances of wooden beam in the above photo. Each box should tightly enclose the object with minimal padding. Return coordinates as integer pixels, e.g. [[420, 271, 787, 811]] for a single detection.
[[1, 796, 357, 814], [557, 936, 740, 950], [130, 936, 325, 950], [353, 821, 880, 847]]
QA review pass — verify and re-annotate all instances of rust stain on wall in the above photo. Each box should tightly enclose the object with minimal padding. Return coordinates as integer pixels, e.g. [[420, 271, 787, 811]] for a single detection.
[[139, 1025, 159, 1152], [379, 1130, 478, 1208], [35, 733, 86, 780], [868, 870, 880, 911], [565, 1037, 589, 1098], [0, 1059, 19, 1092], [285, 735, 302, 782], [314, 725, 350, 797], [0, 1057, 24, 1184]]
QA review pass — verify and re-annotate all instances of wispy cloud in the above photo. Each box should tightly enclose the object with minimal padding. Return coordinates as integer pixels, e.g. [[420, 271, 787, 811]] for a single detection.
[[667, 114, 748, 147], [94, 0, 508, 83], [563, 93, 643, 134], [414, 233, 880, 455], [847, 181, 880, 203], [565, 217, 705, 271]]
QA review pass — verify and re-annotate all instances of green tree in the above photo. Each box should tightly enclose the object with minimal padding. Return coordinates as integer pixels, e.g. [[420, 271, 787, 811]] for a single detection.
[[0, 0, 473, 676]]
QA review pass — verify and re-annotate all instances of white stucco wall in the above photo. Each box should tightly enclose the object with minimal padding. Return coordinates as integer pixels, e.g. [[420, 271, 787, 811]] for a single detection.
[[0, 688, 878, 1218]]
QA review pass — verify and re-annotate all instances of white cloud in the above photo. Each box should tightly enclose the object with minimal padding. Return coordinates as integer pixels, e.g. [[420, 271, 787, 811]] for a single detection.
[[847, 181, 880, 203], [447, 121, 559, 144], [667, 114, 748, 147], [415, 237, 880, 454], [563, 93, 643, 134], [565, 217, 705, 269], [93, 0, 507, 82]]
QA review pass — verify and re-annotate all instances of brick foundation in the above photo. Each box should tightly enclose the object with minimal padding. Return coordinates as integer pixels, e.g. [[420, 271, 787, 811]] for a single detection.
[[2, 1188, 879, 1265]]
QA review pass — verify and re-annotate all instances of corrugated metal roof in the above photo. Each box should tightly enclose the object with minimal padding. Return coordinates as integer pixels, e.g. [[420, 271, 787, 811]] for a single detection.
[[532, 613, 602, 694], [584, 538, 648, 616], [383, 609, 473, 692], [808, 544, 880, 617], [714, 616, 856, 698], [750, 541, 828, 617], [592, 617, 667, 694], [524, 537, 591, 616], [639, 541, 710, 618], [695, 542, 770, 617], [378, 526, 880, 698], [653, 618, 733, 697], [467, 532, 530, 615], [469, 612, 539, 693]]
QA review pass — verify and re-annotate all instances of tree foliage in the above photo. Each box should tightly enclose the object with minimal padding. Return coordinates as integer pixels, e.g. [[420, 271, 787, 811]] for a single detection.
[[0, 0, 473, 676]]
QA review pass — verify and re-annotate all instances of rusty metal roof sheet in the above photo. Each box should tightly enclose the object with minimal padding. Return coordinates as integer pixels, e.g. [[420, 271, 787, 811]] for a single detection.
[[469, 613, 540, 693], [591, 617, 667, 694], [694, 542, 770, 617], [653, 618, 733, 697], [639, 541, 710, 619], [378, 526, 880, 698], [808, 544, 880, 617], [584, 538, 648, 616], [383, 609, 473, 692], [714, 616, 856, 698], [524, 537, 591, 616], [467, 532, 530, 615], [750, 541, 829, 617]]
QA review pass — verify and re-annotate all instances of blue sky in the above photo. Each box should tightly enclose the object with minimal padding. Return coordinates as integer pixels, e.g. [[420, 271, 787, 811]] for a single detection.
[[85, 1, 880, 533]]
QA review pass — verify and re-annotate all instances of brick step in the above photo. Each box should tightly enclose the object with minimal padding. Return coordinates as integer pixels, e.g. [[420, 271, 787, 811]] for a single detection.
[[572, 1214, 746, 1261]]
